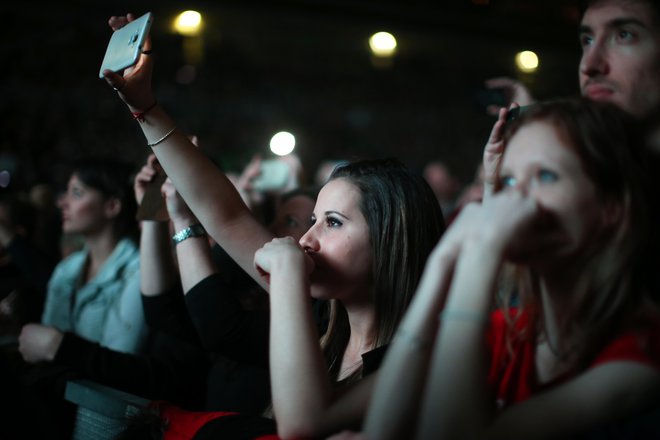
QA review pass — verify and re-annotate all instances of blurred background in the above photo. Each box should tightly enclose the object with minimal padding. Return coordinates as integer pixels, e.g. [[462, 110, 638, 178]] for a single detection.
[[2, 0, 582, 193]]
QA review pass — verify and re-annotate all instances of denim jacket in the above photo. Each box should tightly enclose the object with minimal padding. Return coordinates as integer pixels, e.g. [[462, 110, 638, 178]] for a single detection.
[[41, 238, 147, 354]]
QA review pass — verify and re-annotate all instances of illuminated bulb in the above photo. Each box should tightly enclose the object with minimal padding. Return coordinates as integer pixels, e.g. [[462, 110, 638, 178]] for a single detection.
[[270, 132, 296, 156], [369, 32, 397, 57], [515, 50, 539, 73], [174, 11, 203, 36]]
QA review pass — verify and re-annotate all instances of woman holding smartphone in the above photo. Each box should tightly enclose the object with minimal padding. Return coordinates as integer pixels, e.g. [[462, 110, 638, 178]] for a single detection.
[[101, 13, 445, 439]]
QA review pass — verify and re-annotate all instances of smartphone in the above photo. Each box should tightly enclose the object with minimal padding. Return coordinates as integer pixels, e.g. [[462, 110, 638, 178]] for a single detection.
[[474, 87, 509, 110], [99, 12, 153, 79], [506, 105, 533, 122], [252, 160, 291, 192]]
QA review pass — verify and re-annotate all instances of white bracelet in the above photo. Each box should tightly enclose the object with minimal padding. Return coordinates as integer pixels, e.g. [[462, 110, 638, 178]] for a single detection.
[[147, 126, 177, 147]]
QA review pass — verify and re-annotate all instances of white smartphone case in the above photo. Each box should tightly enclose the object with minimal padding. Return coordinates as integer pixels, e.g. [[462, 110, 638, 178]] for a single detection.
[[99, 12, 153, 79]]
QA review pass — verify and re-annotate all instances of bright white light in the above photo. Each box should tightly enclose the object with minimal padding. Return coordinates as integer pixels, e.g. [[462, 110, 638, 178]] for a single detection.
[[515, 51, 539, 73], [270, 131, 296, 156], [174, 11, 203, 36], [369, 32, 397, 57]]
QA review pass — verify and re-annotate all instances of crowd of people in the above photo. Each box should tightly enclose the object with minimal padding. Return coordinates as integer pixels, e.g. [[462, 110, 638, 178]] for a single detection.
[[1, 0, 659, 439]]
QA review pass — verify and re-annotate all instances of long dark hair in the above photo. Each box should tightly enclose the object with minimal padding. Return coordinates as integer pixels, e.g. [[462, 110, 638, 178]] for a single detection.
[[498, 98, 660, 369], [69, 156, 139, 243], [321, 158, 445, 382]]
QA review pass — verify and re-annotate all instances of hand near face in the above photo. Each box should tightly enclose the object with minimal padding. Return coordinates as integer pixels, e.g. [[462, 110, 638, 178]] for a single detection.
[[482, 105, 518, 200], [442, 190, 543, 260], [254, 237, 315, 285], [18, 324, 64, 363]]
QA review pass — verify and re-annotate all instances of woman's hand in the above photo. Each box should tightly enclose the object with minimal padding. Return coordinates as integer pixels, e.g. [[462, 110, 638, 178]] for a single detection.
[[254, 237, 314, 285], [161, 178, 197, 226], [18, 323, 64, 363], [437, 190, 542, 262], [102, 13, 155, 111], [482, 104, 518, 199], [134, 154, 160, 205]]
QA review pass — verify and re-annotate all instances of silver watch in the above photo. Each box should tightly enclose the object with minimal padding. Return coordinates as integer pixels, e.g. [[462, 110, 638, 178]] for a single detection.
[[172, 223, 206, 245]]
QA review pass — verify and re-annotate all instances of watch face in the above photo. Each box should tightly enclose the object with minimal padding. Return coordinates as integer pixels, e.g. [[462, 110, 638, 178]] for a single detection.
[[173, 224, 206, 244]]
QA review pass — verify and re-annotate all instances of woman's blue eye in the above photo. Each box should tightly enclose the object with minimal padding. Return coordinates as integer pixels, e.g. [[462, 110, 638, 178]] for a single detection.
[[500, 175, 516, 188], [538, 169, 558, 183], [309, 216, 317, 226]]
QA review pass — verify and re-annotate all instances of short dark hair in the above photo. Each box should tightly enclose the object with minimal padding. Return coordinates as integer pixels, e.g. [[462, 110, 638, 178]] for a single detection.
[[69, 156, 139, 242], [581, 0, 660, 26]]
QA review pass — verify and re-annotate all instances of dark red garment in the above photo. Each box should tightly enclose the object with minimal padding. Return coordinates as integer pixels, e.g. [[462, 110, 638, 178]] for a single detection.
[[486, 308, 660, 411], [157, 402, 279, 440]]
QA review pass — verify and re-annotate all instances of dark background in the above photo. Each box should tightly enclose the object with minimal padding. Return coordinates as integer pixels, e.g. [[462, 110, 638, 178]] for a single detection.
[[2, 1, 583, 192]]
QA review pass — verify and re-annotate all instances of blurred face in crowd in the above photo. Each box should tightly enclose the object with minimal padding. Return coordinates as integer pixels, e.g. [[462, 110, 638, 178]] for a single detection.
[[269, 194, 315, 241], [299, 178, 373, 303], [57, 174, 115, 236], [499, 121, 608, 270], [579, 0, 660, 116]]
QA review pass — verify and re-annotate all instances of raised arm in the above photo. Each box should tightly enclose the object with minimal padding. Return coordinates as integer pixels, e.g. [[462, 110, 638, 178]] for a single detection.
[[254, 237, 330, 439], [135, 154, 178, 298], [101, 14, 272, 286], [362, 218, 463, 439]]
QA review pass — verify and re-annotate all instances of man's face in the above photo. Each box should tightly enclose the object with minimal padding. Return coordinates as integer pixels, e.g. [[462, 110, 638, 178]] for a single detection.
[[579, 0, 660, 117]]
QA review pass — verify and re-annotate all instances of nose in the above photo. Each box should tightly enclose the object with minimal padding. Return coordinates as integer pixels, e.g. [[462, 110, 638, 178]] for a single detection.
[[580, 40, 609, 78], [299, 223, 320, 254], [510, 178, 531, 197], [56, 193, 67, 210]]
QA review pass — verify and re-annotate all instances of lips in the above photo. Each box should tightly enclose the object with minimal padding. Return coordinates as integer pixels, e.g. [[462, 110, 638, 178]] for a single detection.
[[584, 83, 615, 100]]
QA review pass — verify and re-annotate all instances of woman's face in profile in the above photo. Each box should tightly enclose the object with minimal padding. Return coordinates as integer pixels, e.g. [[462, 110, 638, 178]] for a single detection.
[[299, 178, 373, 303], [57, 174, 110, 236]]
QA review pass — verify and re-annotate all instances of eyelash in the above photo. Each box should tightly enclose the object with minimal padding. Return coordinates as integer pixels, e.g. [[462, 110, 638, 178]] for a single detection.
[[499, 170, 558, 188], [580, 29, 637, 48], [580, 34, 593, 47], [309, 215, 343, 228], [500, 175, 516, 188], [326, 217, 343, 228]]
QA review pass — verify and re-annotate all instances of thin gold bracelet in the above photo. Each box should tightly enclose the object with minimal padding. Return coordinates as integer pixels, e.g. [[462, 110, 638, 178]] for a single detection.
[[147, 126, 177, 147]]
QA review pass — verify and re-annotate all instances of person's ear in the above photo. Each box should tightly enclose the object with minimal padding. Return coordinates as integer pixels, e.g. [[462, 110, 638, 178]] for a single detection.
[[104, 197, 122, 220]]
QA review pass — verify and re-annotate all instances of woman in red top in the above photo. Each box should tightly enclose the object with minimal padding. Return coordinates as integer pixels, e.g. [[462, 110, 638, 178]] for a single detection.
[[358, 98, 660, 440]]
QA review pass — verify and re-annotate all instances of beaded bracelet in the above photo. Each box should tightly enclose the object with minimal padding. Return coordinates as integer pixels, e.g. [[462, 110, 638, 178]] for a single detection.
[[132, 101, 158, 122], [147, 127, 177, 147]]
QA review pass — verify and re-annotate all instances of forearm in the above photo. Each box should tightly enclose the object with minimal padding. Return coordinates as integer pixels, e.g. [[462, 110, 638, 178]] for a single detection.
[[170, 217, 217, 293], [418, 240, 502, 439], [135, 105, 273, 284], [140, 221, 177, 296], [364, 253, 453, 440], [269, 261, 331, 439]]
